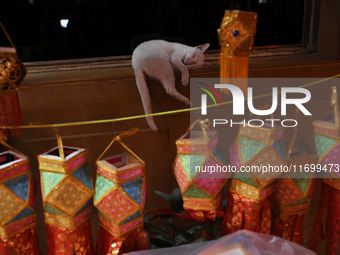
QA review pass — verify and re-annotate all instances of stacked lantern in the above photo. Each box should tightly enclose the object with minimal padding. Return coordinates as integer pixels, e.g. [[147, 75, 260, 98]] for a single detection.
[[38, 142, 94, 255], [94, 128, 147, 255], [310, 87, 340, 254], [272, 137, 317, 244], [224, 124, 286, 235], [0, 144, 41, 254], [173, 119, 230, 222]]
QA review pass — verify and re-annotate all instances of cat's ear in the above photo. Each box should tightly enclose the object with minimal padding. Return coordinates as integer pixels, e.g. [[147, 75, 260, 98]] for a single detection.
[[197, 43, 210, 53]]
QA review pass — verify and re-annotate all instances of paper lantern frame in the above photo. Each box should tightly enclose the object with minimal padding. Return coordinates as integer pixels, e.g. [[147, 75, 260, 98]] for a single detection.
[[273, 140, 317, 210], [0, 150, 36, 239], [94, 128, 146, 239], [313, 111, 340, 186], [174, 127, 229, 217], [38, 145, 93, 231], [0, 47, 26, 90], [230, 124, 286, 191], [218, 10, 257, 94]]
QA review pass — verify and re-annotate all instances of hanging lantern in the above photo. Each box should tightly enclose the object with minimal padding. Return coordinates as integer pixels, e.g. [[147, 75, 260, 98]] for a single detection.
[[218, 10, 257, 95], [224, 123, 286, 235], [94, 128, 147, 255], [0, 22, 26, 136], [173, 119, 230, 222], [0, 136, 41, 254], [310, 86, 340, 255], [38, 133, 94, 255], [272, 134, 317, 244]]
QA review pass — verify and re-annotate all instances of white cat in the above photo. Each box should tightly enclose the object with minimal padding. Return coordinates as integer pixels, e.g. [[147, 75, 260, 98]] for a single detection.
[[132, 40, 210, 131]]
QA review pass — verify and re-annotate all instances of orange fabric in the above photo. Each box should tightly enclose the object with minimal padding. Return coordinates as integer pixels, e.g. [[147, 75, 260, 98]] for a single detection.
[[0, 225, 41, 255], [95, 226, 147, 255], [46, 219, 94, 255], [272, 212, 304, 245], [222, 191, 271, 236], [310, 182, 340, 255]]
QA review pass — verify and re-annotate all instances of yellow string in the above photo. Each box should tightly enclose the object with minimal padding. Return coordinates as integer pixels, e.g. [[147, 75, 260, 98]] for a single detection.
[[29, 122, 65, 159], [97, 127, 144, 164], [286, 108, 300, 162], [0, 21, 16, 50], [331, 86, 339, 127], [186, 119, 210, 141], [1, 73, 340, 130], [0, 132, 26, 157]]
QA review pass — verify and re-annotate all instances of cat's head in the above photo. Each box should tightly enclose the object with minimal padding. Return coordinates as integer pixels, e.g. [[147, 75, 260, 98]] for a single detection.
[[184, 43, 210, 65]]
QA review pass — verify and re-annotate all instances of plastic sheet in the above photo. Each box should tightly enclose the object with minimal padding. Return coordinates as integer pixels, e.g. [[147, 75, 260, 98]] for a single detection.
[[127, 230, 315, 255]]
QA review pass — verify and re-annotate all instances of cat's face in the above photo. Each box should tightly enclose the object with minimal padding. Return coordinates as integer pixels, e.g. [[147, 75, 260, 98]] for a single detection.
[[184, 43, 210, 65]]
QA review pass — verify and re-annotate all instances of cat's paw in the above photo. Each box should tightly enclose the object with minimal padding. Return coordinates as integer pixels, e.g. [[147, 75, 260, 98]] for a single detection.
[[182, 76, 189, 86], [185, 100, 192, 107], [203, 62, 210, 68]]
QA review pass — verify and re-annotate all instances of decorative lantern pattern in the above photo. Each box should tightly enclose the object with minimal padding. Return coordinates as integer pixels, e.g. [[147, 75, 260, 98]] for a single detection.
[[272, 137, 317, 244], [224, 124, 286, 235], [0, 140, 41, 254], [218, 10, 257, 95], [38, 142, 94, 255], [173, 119, 230, 221], [0, 22, 26, 136], [94, 128, 147, 255], [310, 86, 340, 255]]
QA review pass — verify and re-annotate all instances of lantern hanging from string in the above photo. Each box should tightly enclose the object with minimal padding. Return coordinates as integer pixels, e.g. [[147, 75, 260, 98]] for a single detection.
[[223, 123, 286, 235], [218, 10, 257, 95], [94, 128, 147, 255], [37, 129, 94, 255], [310, 86, 340, 255], [173, 119, 230, 222], [0, 135, 41, 254], [272, 127, 317, 245], [0, 22, 26, 136]]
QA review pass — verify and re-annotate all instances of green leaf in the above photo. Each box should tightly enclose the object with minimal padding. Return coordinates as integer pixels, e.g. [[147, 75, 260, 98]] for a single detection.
[[150, 238, 173, 248]]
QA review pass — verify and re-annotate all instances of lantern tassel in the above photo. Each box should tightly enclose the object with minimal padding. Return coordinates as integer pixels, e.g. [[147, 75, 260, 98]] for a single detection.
[[0, 90, 23, 136], [220, 51, 249, 95]]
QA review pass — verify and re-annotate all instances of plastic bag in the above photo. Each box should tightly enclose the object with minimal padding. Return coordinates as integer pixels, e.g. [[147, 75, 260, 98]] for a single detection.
[[126, 230, 315, 255]]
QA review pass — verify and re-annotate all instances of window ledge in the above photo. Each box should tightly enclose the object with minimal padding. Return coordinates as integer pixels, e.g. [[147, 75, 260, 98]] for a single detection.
[[21, 52, 340, 87], [24, 45, 310, 74]]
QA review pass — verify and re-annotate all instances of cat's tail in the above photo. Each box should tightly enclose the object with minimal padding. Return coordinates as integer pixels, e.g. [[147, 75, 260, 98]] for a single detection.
[[135, 69, 158, 131]]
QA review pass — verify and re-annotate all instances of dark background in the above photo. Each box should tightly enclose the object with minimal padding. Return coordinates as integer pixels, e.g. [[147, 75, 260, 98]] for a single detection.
[[0, 0, 305, 62]]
